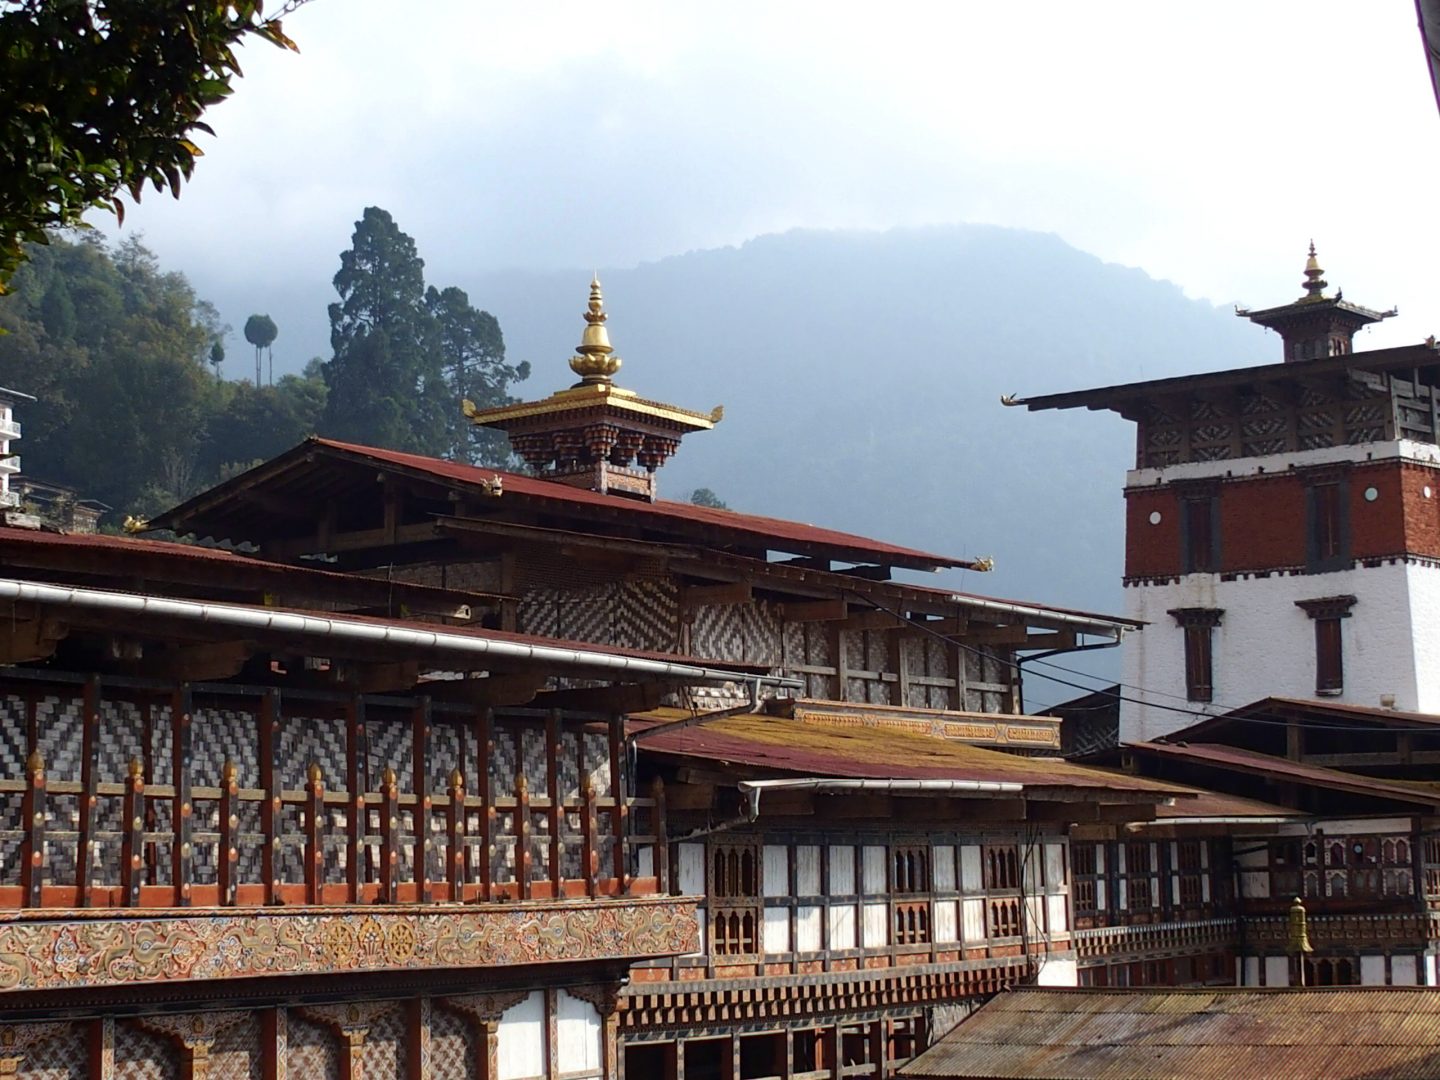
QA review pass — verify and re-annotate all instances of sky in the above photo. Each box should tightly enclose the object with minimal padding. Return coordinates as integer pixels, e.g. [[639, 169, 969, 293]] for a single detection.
[[95, 0, 1440, 373]]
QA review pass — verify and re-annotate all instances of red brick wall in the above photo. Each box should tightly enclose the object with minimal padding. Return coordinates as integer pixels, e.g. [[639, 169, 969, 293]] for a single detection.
[[1125, 459, 1440, 579]]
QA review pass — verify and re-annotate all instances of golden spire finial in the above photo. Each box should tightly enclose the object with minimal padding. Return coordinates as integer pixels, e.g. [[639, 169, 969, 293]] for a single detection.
[[1300, 240, 1328, 303], [570, 274, 623, 384]]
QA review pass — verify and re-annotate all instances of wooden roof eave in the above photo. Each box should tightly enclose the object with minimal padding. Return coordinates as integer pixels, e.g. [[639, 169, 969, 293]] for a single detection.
[[1016, 342, 1440, 415]]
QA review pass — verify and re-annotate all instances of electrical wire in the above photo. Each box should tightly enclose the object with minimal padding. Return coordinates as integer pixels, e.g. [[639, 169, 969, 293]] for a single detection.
[[842, 589, 1429, 737]]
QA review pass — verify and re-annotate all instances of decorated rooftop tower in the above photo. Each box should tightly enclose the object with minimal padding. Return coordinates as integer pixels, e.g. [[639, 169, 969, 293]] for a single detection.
[[1238, 241, 1396, 361], [463, 277, 722, 500]]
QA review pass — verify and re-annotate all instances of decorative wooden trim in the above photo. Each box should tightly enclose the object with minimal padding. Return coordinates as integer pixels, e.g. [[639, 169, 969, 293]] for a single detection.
[[1295, 595, 1358, 619], [1167, 607, 1224, 629], [0, 897, 699, 994]]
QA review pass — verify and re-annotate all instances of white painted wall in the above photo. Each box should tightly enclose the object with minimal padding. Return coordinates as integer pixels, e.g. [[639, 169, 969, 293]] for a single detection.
[[795, 905, 822, 952], [497, 992, 546, 1080], [1121, 560, 1434, 743], [555, 990, 602, 1075], [1264, 956, 1290, 987], [1392, 955, 1418, 985], [677, 843, 705, 956], [763, 907, 790, 954], [1035, 956, 1078, 986], [1126, 438, 1440, 489], [1361, 955, 1387, 986]]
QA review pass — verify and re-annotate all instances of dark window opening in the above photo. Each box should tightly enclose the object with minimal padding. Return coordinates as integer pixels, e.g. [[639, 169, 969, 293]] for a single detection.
[[1181, 495, 1219, 573], [1297, 596, 1355, 697], [1306, 479, 1349, 571], [1170, 608, 1222, 704]]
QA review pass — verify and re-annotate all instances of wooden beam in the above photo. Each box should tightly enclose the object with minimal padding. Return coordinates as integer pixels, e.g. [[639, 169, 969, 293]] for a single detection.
[[664, 782, 717, 812], [961, 624, 1030, 646], [778, 599, 848, 623], [681, 582, 753, 608], [130, 640, 254, 682], [840, 610, 906, 632], [423, 673, 547, 707], [531, 682, 667, 713], [266, 520, 440, 559]]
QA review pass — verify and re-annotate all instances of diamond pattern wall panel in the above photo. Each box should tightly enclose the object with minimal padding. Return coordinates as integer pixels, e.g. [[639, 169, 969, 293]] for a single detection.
[[209, 1014, 262, 1080], [361, 1005, 406, 1078], [113, 1022, 178, 1080], [429, 1006, 476, 1080], [285, 1014, 338, 1077], [17, 1024, 86, 1080]]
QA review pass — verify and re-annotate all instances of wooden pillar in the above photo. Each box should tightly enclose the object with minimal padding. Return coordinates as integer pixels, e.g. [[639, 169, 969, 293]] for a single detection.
[[259, 689, 281, 905], [481, 1019, 500, 1080], [581, 771, 599, 898], [379, 766, 399, 903], [261, 1009, 284, 1080], [447, 768, 466, 900], [119, 757, 144, 907], [413, 698, 434, 904], [474, 709, 494, 901], [406, 998, 429, 1080], [608, 716, 627, 891], [218, 760, 238, 906], [546, 710, 562, 896], [652, 776, 669, 892], [20, 748, 45, 908], [515, 772, 531, 900], [89, 1017, 114, 1080], [171, 684, 194, 906], [347, 695, 367, 903], [304, 762, 325, 904], [75, 675, 101, 907]]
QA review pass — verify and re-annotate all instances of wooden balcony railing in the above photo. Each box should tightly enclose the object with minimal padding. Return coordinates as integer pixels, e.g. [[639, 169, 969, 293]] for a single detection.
[[0, 673, 665, 909]]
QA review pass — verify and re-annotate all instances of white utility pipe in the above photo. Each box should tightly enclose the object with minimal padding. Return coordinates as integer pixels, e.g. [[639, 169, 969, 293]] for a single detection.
[[736, 777, 1024, 820], [0, 578, 804, 690]]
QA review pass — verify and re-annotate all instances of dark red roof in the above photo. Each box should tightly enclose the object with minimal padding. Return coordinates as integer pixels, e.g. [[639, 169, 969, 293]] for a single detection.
[[315, 439, 969, 569], [0, 524, 495, 609], [152, 438, 971, 571], [1126, 741, 1440, 808]]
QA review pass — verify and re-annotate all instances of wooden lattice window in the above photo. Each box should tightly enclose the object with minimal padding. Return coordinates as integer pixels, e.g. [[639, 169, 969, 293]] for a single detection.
[[1072, 842, 1101, 925], [891, 845, 931, 945], [1176, 840, 1204, 908], [983, 845, 1020, 891], [709, 842, 759, 956], [1125, 841, 1154, 912]]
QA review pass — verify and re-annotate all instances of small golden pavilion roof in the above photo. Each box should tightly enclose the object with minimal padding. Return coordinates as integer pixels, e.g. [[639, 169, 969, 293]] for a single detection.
[[462, 277, 722, 432], [463, 276, 722, 499]]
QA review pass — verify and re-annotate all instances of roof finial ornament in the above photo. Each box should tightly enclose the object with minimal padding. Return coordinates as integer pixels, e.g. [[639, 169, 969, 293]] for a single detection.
[[1300, 240, 1328, 303], [570, 274, 623, 385]]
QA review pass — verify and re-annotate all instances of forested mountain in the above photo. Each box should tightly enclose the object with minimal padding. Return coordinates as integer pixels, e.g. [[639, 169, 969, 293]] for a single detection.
[[0, 212, 524, 519], [464, 226, 1272, 621]]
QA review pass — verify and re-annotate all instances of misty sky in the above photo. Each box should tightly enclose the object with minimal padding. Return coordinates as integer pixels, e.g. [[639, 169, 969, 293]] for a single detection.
[[96, 1, 1440, 373]]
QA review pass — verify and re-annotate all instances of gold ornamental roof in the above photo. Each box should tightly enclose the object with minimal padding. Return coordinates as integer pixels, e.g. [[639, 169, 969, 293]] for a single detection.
[[464, 275, 722, 432]]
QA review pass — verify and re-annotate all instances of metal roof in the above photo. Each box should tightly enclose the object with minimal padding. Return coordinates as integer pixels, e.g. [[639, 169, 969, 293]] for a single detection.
[[631, 709, 1188, 800], [1012, 342, 1440, 415], [1161, 696, 1440, 743], [1125, 741, 1440, 808], [902, 986, 1440, 1079], [152, 438, 975, 572]]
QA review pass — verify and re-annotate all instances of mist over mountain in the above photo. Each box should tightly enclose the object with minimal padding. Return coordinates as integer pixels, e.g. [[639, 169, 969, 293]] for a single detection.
[[467, 225, 1269, 627]]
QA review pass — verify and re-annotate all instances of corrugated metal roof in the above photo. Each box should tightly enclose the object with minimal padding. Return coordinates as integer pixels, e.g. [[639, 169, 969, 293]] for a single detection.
[[1162, 696, 1440, 742], [631, 709, 1186, 799], [1126, 741, 1440, 808], [152, 437, 973, 571], [902, 987, 1440, 1079]]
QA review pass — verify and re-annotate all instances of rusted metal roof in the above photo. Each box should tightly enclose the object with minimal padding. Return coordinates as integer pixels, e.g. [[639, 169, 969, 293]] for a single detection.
[[902, 986, 1440, 1079], [0, 523, 503, 621], [631, 709, 1188, 800], [1126, 741, 1440, 808], [151, 437, 973, 571], [1152, 787, 1299, 820], [1164, 696, 1440, 743]]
